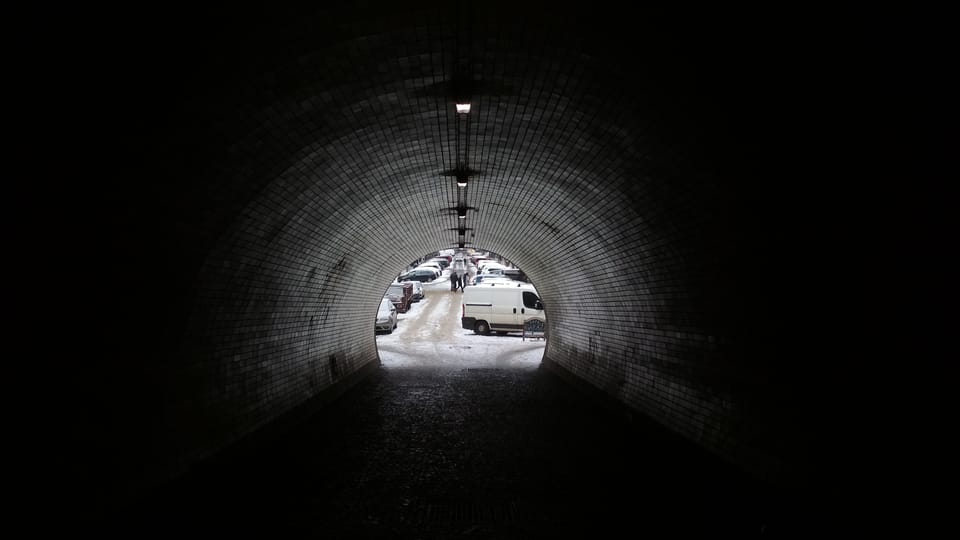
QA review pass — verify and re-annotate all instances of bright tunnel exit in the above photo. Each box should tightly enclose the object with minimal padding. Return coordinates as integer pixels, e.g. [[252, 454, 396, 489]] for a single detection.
[[375, 248, 546, 369]]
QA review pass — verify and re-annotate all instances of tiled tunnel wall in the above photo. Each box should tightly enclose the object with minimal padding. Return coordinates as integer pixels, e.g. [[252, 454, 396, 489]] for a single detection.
[[68, 4, 826, 514]]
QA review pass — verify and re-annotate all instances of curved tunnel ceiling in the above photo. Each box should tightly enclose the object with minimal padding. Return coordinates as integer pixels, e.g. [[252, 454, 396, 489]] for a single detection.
[[65, 3, 832, 511]]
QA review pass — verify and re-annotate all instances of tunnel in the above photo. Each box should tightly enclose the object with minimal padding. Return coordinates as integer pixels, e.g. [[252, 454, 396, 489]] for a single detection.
[[46, 2, 893, 536]]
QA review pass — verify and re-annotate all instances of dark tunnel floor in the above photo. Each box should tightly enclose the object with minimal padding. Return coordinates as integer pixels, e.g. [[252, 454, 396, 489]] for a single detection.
[[95, 365, 826, 538]]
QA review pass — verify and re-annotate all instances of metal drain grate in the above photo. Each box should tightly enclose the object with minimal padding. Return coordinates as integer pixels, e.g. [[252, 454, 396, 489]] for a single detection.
[[418, 500, 519, 524]]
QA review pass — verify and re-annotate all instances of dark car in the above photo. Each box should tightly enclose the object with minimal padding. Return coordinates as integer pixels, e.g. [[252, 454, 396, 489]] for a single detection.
[[385, 282, 413, 313], [400, 268, 437, 282], [401, 280, 424, 302]]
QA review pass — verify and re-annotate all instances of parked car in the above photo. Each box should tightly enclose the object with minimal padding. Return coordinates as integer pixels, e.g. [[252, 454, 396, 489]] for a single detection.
[[375, 297, 397, 333], [478, 261, 508, 274], [501, 268, 528, 282], [402, 280, 424, 302], [428, 257, 450, 269], [471, 274, 513, 286], [385, 282, 413, 313], [400, 268, 437, 282], [461, 281, 545, 335], [415, 262, 443, 277]]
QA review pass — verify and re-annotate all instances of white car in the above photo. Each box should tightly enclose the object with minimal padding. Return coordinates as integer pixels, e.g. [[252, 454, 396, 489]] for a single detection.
[[414, 263, 443, 278], [427, 257, 450, 269], [477, 261, 508, 274], [375, 297, 398, 333], [471, 274, 513, 286]]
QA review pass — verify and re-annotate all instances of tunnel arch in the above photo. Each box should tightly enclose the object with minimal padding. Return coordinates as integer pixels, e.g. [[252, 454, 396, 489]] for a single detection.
[[180, 10, 762, 475], [62, 3, 838, 515]]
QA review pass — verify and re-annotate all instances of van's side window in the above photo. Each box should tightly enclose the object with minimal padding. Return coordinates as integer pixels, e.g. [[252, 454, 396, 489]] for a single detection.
[[523, 292, 542, 310]]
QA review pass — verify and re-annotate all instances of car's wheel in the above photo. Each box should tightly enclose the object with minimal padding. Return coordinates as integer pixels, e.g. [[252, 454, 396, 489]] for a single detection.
[[475, 320, 490, 335]]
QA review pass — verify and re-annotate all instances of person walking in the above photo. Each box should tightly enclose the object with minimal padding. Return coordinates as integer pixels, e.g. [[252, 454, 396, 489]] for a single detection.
[[451, 258, 467, 292], [456, 268, 466, 291], [450, 272, 460, 291]]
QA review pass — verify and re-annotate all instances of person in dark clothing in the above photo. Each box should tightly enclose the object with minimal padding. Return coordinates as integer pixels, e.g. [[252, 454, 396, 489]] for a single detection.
[[450, 273, 460, 291]]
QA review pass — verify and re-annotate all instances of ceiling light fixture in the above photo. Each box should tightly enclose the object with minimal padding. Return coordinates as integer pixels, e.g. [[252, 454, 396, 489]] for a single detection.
[[456, 103, 471, 114]]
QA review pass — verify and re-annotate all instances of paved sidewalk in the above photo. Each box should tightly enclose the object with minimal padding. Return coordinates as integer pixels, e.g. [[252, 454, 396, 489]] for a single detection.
[[94, 364, 822, 538]]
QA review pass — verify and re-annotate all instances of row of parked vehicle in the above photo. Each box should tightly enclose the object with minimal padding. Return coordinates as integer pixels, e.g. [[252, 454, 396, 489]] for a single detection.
[[376, 279, 425, 334], [376, 253, 456, 334], [396, 253, 459, 282], [377, 250, 471, 333], [376, 249, 543, 336]]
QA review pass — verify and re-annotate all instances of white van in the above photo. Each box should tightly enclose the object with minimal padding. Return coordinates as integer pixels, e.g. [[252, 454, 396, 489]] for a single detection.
[[461, 282, 545, 335]]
